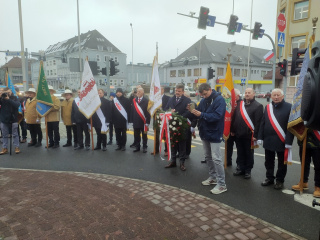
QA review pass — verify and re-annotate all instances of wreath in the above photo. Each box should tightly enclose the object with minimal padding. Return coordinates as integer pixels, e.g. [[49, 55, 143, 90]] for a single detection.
[[154, 110, 189, 147]]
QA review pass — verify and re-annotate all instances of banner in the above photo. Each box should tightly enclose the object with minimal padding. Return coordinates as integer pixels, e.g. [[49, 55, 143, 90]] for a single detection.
[[78, 60, 101, 119], [222, 62, 235, 140], [148, 55, 162, 117], [36, 61, 53, 117]]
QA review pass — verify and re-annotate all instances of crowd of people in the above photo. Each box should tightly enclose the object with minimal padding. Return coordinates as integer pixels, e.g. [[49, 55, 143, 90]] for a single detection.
[[0, 83, 319, 197]]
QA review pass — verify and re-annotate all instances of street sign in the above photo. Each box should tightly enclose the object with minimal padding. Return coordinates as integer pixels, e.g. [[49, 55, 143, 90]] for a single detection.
[[259, 29, 265, 38], [278, 32, 285, 47], [207, 15, 216, 27], [241, 78, 246, 84], [236, 23, 242, 33], [277, 13, 286, 32], [5, 51, 20, 56]]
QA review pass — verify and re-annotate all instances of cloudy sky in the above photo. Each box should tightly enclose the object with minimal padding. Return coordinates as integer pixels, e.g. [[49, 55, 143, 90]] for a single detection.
[[0, 0, 278, 66]]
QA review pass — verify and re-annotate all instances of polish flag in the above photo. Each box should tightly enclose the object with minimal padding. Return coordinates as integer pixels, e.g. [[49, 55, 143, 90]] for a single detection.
[[263, 50, 274, 61]]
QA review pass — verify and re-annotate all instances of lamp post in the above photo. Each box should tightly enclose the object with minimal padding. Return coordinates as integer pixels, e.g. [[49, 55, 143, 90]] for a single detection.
[[130, 23, 133, 86]]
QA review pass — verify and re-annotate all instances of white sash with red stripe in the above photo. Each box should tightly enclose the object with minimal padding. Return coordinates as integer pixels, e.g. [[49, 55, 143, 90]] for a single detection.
[[114, 97, 128, 128], [133, 98, 148, 132], [239, 101, 258, 148]]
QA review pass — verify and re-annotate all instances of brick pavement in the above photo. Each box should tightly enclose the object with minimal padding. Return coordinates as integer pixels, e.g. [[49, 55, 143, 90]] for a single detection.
[[0, 169, 304, 240]]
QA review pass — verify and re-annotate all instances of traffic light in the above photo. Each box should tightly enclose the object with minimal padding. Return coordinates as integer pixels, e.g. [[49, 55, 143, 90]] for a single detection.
[[227, 15, 238, 35], [101, 67, 107, 75], [198, 6, 209, 30], [208, 67, 215, 79], [109, 59, 119, 76], [291, 48, 307, 76], [301, 41, 320, 130], [278, 59, 287, 77], [252, 22, 262, 40]]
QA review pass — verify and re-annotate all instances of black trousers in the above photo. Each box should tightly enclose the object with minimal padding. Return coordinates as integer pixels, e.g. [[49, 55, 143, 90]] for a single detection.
[[66, 125, 78, 145], [115, 128, 127, 147], [76, 122, 90, 147], [18, 120, 27, 140], [265, 149, 287, 183], [171, 140, 187, 163], [186, 130, 192, 156], [133, 128, 148, 149], [227, 135, 236, 165], [299, 147, 320, 187], [28, 124, 42, 143], [95, 127, 107, 148], [235, 138, 254, 173], [47, 121, 60, 145], [109, 122, 114, 141]]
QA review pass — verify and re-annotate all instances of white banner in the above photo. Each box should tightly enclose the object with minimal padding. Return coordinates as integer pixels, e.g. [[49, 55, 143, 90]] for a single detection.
[[79, 60, 101, 119], [148, 56, 162, 117]]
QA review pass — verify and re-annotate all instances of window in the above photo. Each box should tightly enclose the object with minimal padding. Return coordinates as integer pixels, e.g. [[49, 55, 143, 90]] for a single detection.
[[114, 79, 118, 86], [53, 60, 56, 65], [217, 67, 224, 76], [107, 46, 113, 52], [104, 55, 109, 62], [178, 69, 185, 77], [98, 45, 103, 51], [289, 76, 299, 87], [294, 1, 309, 21], [241, 69, 247, 77], [114, 57, 118, 62], [96, 55, 100, 62], [170, 70, 176, 77], [120, 80, 124, 86], [291, 35, 306, 53], [46, 62, 49, 66], [234, 69, 240, 77], [47, 70, 49, 76], [194, 68, 202, 76], [261, 70, 267, 78], [254, 70, 257, 74], [187, 69, 192, 77], [53, 69, 56, 75], [50, 70, 53, 75]]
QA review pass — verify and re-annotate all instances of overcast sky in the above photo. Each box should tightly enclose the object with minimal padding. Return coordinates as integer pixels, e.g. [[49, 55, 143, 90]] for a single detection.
[[0, 0, 278, 67]]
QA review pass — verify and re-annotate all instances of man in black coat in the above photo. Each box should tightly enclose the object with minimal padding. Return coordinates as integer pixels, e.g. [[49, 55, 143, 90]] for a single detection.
[[163, 84, 191, 171], [92, 89, 112, 151], [130, 88, 150, 153], [231, 88, 263, 179], [111, 88, 131, 151], [258, 88, 294, 189], [71, 89, 90, 150]]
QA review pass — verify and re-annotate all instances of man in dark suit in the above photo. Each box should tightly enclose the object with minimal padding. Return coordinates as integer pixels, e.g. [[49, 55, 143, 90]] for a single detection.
[[163, 84, 191, 171], [161, 86, 170, 111], [92, 89, 112, 151], [258, 88, 294, 190], [130, 88, 150, 153], [111, 88, 131, 151]]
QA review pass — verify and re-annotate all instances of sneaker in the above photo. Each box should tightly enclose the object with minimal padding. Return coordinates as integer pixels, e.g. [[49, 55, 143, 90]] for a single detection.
[[0, 148, 8, 155], [210, 185, 227, 194], [15, 147, 20, 154], [292, 182, 308, 191], [202, 178, 217, 186]]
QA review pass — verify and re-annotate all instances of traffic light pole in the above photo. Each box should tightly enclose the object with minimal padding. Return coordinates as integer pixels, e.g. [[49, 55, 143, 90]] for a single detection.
[[106, 56, 111, 98]]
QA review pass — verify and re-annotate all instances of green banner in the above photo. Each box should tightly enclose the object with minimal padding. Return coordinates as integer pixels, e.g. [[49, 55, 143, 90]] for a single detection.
[[36, 61, 53, 105]]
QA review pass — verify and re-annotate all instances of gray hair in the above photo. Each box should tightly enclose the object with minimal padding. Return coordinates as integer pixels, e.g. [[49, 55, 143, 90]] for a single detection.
[[272, 88, 284, 96], [137, 87, 144, 93], [234, 88, 240, 96]]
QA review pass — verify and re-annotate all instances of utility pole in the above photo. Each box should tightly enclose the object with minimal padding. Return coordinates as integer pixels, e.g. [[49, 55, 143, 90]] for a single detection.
[[18, 0, 27, 91]]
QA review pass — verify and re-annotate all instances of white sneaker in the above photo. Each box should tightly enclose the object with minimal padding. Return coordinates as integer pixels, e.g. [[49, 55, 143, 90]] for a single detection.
[[202, 178, 217, 186], [210, 185, 227, 194]]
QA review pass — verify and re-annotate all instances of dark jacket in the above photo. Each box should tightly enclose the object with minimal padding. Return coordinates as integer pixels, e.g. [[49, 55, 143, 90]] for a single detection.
[[231, 98, 263, 139], [196, 91, 226, 143], [130, 96, 151, 129], [0, 95, 20, 124], [111, 95, 131, 128], [161, 94, 170, 111], [71, 98, 89, 124], [258, 100, 294, 152], [164, 94, 191, 118], [92, 97, 112, 128]]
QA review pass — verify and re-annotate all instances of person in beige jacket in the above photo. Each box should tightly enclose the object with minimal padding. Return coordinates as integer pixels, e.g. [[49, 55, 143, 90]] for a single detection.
[[46, 85, 61, 148], [25, 88, 42, 147], [61, 89, 77, 147]]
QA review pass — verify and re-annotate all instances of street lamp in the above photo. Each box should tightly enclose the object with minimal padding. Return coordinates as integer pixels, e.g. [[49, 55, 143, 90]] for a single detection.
[[130, 23, 133, 86]]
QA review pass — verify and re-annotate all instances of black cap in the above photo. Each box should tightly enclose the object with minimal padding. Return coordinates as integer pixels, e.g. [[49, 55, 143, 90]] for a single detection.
[[116, 88, 123, 94]]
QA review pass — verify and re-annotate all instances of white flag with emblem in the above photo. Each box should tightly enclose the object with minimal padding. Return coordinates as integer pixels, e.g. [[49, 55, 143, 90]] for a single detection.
[[148, 55, 162, 117]]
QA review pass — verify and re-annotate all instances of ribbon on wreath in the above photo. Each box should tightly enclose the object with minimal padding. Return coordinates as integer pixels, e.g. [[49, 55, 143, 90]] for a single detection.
[[159, 112, 172, 161]]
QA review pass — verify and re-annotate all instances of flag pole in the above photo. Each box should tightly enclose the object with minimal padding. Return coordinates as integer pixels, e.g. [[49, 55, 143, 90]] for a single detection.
[[299, 135, 307, 194], [45, 116, 49, 148], [90, 117, 94, 150]]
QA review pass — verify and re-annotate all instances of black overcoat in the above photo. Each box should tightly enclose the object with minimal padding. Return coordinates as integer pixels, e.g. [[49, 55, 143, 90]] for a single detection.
[[92, 97, 112, 128], [164, 95, 191, 118], [111, 96, 131, 128], [130, 96, 151, 129]]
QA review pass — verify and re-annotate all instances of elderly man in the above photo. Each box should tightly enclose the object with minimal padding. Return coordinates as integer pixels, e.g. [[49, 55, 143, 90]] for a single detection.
[[107, 92, 116, 145], [25, 88, 42, 147], [130, 87, 150, 153], [192, 83, 227, 194], [61, 89, 77, 147], [258, 89, 294, 189], [46, 86, 61, 148], [231, 88, 263, 179]]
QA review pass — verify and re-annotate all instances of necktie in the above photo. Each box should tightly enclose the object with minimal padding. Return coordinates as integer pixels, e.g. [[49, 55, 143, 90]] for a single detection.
[[138, 98, 141, 103], [176, 97, 180, 103]]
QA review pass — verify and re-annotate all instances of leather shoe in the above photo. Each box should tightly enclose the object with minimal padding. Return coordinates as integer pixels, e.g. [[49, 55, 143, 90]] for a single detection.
[[133, 148, 140, 152], [201, 160, 206, 163], [165, 162, 177, 168], [74, 146, 84, 150], [233, 170, 245, 176], [102, 147, 107, 151], [52, 144, 60, 148], [45, 144, 54, 148], [115, 146, 122, 151], [63, 143, 72, 147], [143, 148, 147, 153], [34, 142, 42, 147], [28, 143, 36, 147], [261, 179, 274, 186], [274, 181, 284, 190], [180, 163, 186, 171], [94, 147, 101, 150], [244, 173, 251, 179], [121, 147, 126, 151], [107, 141, 112, 145], [130, 143, 136, 148], [85, 146, 90, 151]]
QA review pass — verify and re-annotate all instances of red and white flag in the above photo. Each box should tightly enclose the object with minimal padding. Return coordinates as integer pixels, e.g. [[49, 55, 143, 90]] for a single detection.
[[148, 54, 162, 117], [79, 60, 101, 119], [263, 50, 274, 61]]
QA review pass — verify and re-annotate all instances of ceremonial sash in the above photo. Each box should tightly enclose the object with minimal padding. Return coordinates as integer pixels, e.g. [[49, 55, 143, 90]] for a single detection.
[[133, 98, 148, 132], [267, 103, 292, 164], [114, 97, 128, 128], [159, 112, 172, 161], [96, 107, 109, 134], [314, 130, 320, 141], [75, 97, 80, 107], [239, 101, 258, 149]]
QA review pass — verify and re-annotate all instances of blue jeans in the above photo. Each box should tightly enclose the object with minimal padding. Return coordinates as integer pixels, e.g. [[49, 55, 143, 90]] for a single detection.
[[202, 140, 226, 187], [1, 122, 19, 148]]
